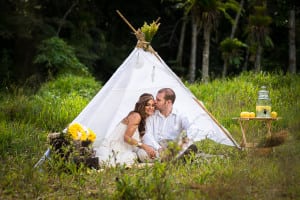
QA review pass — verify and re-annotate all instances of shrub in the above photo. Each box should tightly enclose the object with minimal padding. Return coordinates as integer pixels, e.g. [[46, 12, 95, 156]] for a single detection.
[[0, 75, 101, 131], [34, 37, 89, 77]]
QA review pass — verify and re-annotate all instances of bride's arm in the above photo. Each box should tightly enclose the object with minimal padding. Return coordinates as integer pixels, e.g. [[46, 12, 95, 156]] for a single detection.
[[123, 112, 141, 145], [123, 113, 156, 158]]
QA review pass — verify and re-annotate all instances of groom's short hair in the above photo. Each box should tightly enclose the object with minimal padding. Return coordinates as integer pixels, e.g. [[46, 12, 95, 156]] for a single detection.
[[158, 88, 176, 104]]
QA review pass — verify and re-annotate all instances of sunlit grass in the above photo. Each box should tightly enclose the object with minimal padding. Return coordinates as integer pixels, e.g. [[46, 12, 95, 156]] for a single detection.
[[0, 72, 299, 199]]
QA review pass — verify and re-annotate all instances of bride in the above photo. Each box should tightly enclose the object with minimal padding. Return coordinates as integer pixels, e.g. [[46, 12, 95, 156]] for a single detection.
[[96, 93, 156, 166]]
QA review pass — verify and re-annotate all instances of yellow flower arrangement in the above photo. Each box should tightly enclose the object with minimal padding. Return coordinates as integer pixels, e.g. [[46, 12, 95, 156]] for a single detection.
[[87, 128, 96, 142], [67, 123, 96, 143], [47, 122, 98, 169]]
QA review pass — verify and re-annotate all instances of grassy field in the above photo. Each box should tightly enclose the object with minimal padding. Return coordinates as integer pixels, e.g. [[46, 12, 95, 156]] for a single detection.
[[0, 72, 299, 199]]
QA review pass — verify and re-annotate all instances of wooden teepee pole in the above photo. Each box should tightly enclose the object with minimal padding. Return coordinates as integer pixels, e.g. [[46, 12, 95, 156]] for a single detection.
[[116, 10, 137, 34], [116, 10, 163, 63], [155, 17, 161, 24]]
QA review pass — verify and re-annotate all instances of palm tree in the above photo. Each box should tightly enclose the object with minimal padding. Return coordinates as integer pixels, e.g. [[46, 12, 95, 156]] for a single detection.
[[165, 0, 239, 82], [221, 0, 245, 77], [184, 0, 239, 82], [247, 2, 273, 72], [220, 37, 247, 77]]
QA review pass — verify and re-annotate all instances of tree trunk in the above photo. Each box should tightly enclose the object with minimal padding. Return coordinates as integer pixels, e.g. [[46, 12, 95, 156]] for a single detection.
[[176, 18, 187, 67], [189, 18, 197, 83], [288, 9, 296, 74], [14, 37, 36, 80], [56, 0, 79, 37], [243, 48, 249, 71], [230, 0, 244, 38], [202, 26, 211, 83], [255, 45, 262, 72], [222, 0, 244, 78], [222, 60, 228, 78]]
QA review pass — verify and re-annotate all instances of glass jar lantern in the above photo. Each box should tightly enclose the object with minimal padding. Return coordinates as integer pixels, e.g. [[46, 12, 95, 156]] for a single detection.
[[256, 86, 271, 118]]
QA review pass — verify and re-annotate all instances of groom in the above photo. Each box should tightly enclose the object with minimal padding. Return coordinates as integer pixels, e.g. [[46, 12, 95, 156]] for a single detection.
[[138, 88, 197, 162]]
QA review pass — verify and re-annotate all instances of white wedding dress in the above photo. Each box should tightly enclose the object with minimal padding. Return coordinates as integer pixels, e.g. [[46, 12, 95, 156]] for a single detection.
[[95, 122, 140, 166]]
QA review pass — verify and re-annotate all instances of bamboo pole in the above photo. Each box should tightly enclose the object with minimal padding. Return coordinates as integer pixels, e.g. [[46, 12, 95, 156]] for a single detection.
[[116, 10, 137, 34], [155, 17, 161, 24], [116, 10, 162, 63]]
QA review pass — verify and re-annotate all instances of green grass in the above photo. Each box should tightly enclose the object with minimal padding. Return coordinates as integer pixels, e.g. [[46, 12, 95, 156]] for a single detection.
[[0, 72, 299, 199]]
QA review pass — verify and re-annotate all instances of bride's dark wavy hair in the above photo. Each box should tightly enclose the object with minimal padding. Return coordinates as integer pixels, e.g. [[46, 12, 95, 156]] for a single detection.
[[133, 93, 154, 137]]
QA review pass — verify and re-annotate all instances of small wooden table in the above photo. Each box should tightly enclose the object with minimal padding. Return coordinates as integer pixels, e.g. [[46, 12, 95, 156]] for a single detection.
[[232, 117, 280, 148]]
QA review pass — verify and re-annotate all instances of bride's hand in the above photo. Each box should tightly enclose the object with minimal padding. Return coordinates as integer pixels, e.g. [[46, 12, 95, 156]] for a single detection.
[[143, 144, 156, 158]]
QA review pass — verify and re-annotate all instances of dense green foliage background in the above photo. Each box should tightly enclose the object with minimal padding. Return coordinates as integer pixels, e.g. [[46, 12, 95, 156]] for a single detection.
[[0, 0, 299, 87], [0, 72, 299, 199]]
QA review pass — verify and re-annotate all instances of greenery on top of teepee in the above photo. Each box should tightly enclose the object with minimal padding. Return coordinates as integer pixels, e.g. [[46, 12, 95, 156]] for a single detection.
[[140, 20, 160, 43]]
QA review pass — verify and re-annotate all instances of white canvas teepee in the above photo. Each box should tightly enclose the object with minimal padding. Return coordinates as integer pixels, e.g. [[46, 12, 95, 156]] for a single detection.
[[72, 46, 239, 148]]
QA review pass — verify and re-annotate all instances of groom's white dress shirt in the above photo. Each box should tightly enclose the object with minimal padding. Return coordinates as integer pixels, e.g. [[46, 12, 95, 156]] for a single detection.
[[143, 109, 190, 150]]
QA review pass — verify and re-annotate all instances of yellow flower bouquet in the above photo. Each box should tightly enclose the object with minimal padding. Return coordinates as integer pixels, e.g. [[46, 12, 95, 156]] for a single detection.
[[66, 122, 96, 144], [48, 122, 98, 169]]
